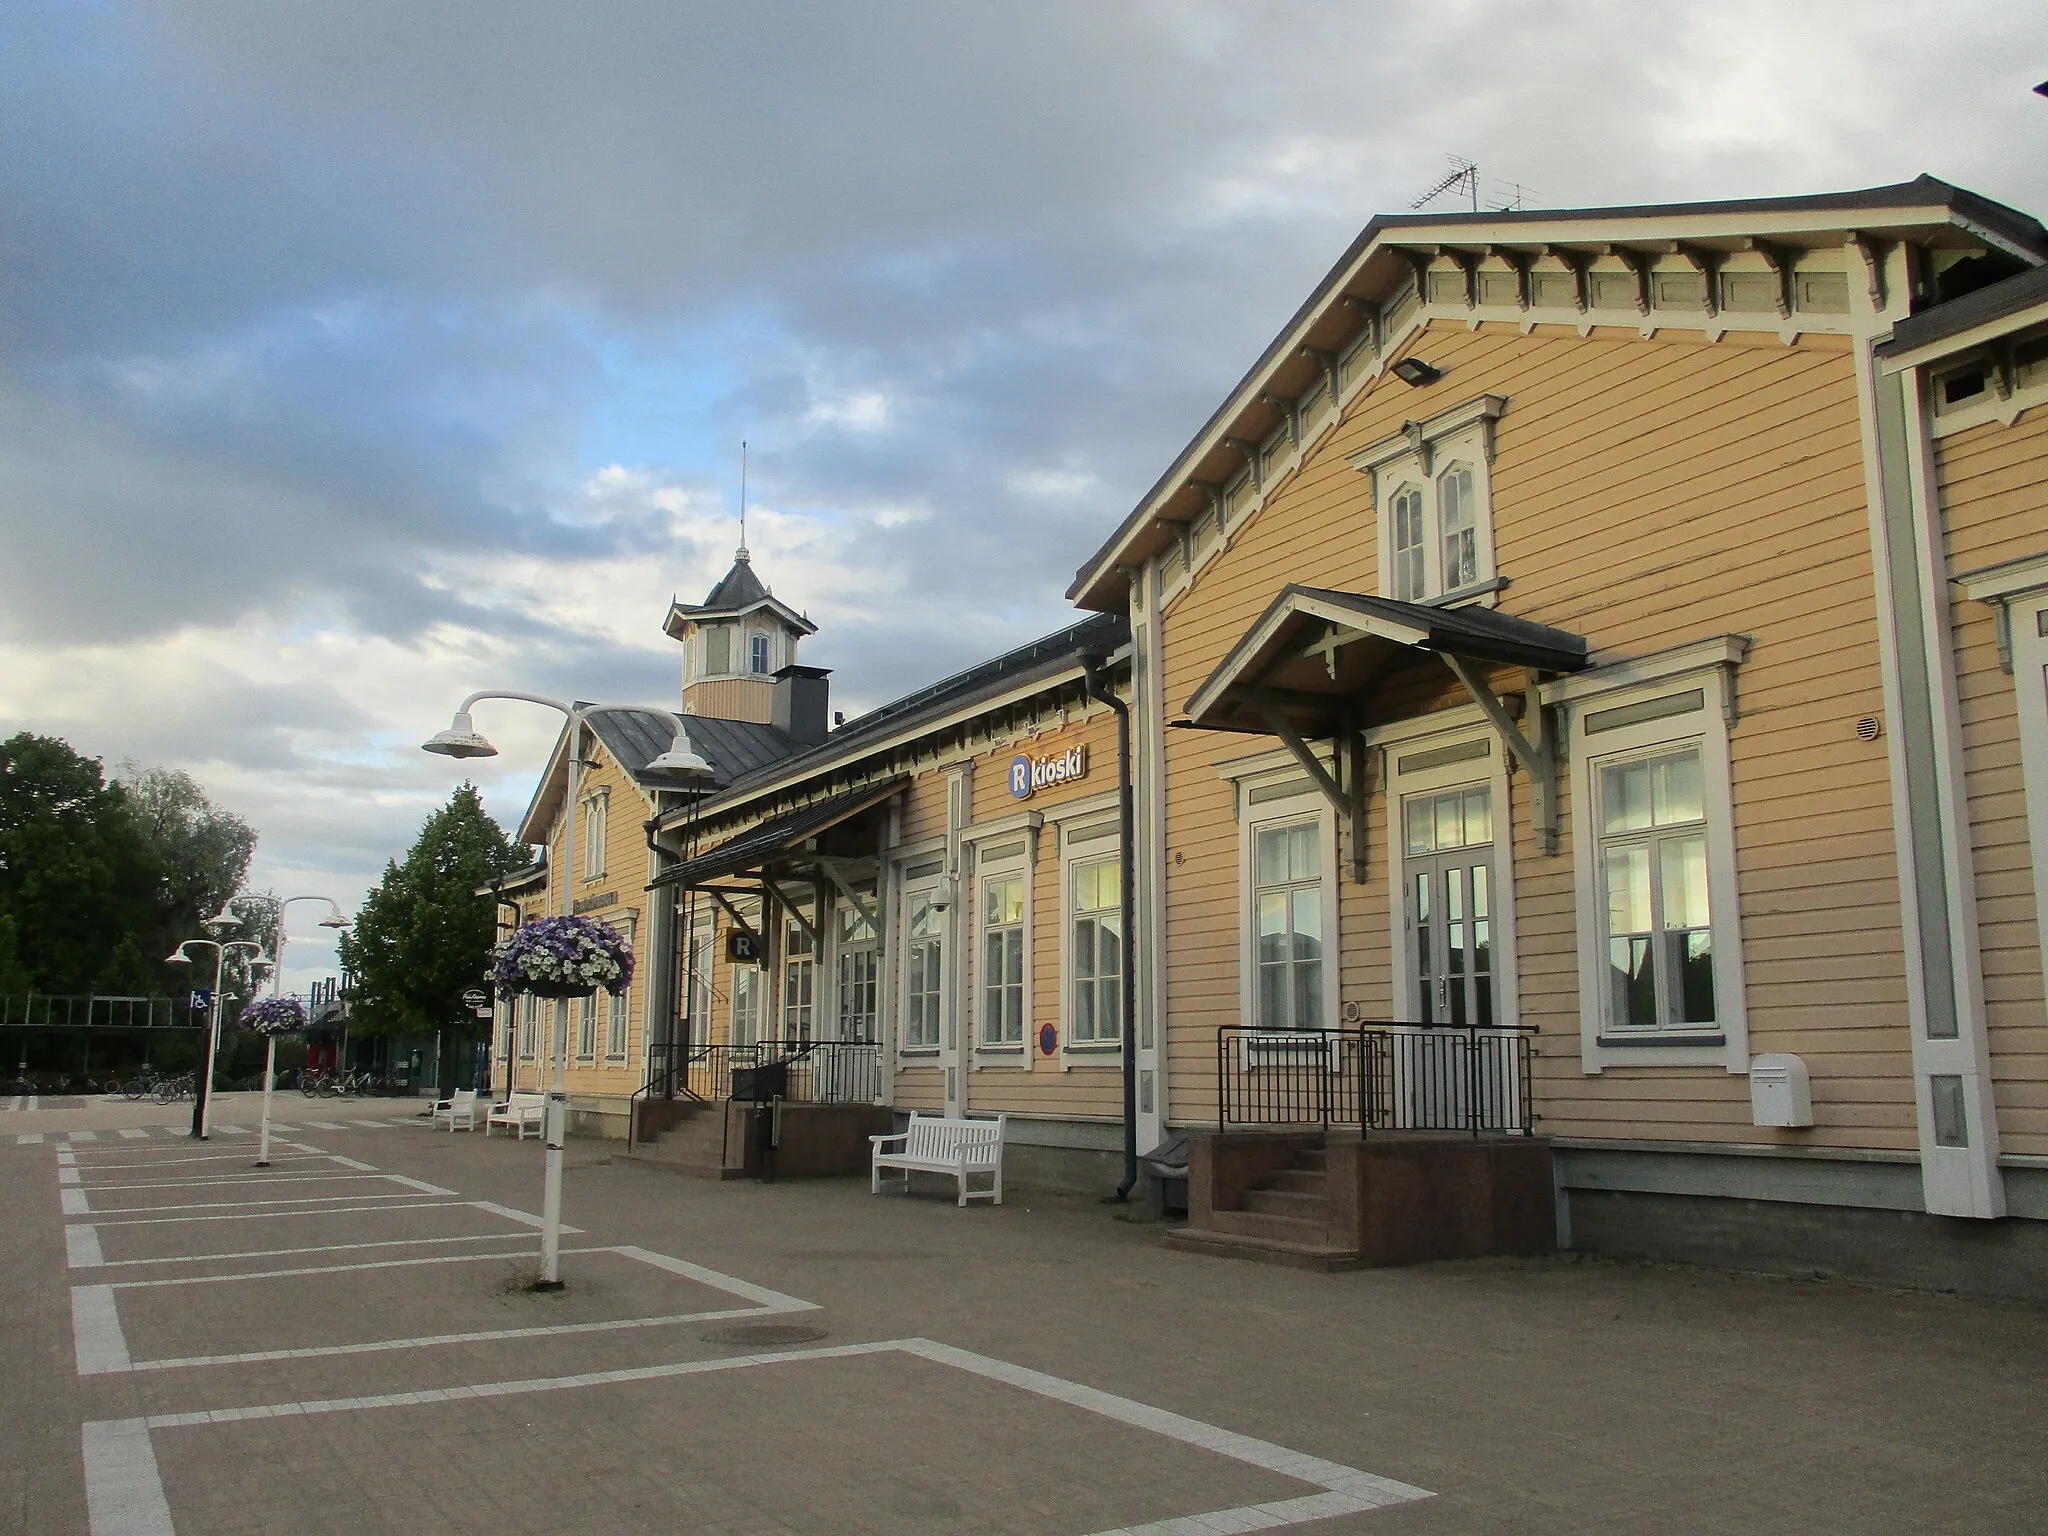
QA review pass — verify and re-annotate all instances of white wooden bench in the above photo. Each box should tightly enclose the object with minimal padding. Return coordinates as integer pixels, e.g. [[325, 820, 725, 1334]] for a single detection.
[[431, 1087, 488, 1132], [870, 1112, 1005, 1206], [487, 1091, 546, 1139]]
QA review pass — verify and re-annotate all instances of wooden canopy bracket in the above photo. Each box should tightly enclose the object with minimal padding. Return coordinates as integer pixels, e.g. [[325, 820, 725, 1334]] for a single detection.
[[815, 861, 879, 932], [1440, 655, 1561, 855], [1250, 693, 1370, 883], [707, 890, 760, 947], [762, 876, 818, 947]]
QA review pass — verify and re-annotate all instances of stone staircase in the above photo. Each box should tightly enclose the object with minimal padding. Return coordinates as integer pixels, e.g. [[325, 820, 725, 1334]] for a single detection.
[[624, 1098, 743, 1179], [1167, 1140, 1362, 1271]]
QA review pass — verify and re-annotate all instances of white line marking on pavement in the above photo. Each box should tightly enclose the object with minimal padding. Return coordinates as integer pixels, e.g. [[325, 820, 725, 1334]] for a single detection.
[[210, 1124, 247, 1134], [81, 1198, 479, 1227], [304, 1120, 350, 1130], [82, 1192, 444, 1216], [349, 1119, 392, 1128], [65, 1154, 337, 1172], [125, 1304, 799, 1374], [60, 1166, 81, 1185], [118, 1129, 150, 1140], [58, 1148, 78, 1165], [116, 1331, 1435, 1523], [613, 1246, 820, 1313], [103, 1246, 573, 1289], [4, 1095, 22, 1112], [63, 1187, 90, 1215], [86, 1232, 540, 1268], [67, 1225, 105, 1268], [78, 1173, 407, 1193], [263, 1123, 296, 1132], [14, 1132, 45, 1144], [80, 1417, 174, 1536], [66, 1130, 100, 1142], [387, 1174, 454, 1194], [71, 1285, 132, 1374]]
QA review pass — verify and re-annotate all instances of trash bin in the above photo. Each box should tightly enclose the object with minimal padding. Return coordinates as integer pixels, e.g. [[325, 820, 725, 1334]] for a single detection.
[[1143, 1131, 1191, 1217], [731, 1060, 790, 1103]]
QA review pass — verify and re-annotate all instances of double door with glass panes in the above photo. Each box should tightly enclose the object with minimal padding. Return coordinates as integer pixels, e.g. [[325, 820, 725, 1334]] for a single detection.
[[835, 901, 879, 1042], [1402, 783, 1496, 1029]]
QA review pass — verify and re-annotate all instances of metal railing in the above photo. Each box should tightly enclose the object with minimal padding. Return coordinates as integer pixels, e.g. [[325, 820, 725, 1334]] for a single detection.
[[0, 995, 185, 1030], [1217, 1021, 1535, 1136], [638, 1036, 883, 1108]]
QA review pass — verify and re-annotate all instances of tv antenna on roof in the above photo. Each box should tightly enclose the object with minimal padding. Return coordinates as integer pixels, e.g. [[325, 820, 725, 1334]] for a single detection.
[[1411, 155, 1480, 213]]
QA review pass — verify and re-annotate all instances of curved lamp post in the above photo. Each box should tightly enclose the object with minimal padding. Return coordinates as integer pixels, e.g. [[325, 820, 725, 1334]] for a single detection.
[[422, 691, 712, 1288], [253, 897, 349, 1168], [166, 912, 271, 1140]]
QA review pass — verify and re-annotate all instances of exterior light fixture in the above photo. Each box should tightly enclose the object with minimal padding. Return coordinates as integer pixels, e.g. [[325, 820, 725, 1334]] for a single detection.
[[422, 710, 499, 759], [1391, 357, 1444, 387], [204, 908, 242, 932], [646, 725, 716, 779]]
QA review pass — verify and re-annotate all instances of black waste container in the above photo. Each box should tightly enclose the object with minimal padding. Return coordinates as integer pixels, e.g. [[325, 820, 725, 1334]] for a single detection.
[[731, 1059, 790, 1103]]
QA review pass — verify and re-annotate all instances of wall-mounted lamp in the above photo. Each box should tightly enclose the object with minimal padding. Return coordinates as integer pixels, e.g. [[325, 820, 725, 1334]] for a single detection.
[[1390, 357, 1443, 388]]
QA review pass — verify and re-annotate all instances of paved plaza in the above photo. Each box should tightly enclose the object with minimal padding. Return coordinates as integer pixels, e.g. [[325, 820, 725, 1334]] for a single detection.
[[3, 1098, 2044, 1535]]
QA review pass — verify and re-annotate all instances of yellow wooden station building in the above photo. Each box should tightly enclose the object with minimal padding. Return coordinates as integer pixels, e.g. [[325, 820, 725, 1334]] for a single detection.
[[495, 176, 2048, 1295]]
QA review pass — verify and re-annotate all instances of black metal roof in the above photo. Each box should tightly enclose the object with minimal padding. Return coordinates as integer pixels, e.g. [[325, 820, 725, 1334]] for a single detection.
[[676, 610, 1130, 818], [1877, 263, 2048, 359], [648, 777, 909, 889]]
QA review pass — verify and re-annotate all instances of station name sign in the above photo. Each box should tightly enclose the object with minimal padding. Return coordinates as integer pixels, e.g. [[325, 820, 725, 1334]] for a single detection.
[[1009, 745, 1087, 800]]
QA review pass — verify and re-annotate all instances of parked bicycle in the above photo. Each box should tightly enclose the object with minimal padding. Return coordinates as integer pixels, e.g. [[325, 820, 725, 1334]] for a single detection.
[[153, 1072, 196, 1104]]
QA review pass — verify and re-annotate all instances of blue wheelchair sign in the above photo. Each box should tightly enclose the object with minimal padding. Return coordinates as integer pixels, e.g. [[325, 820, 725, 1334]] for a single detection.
[[189, 989, 213, 1012]]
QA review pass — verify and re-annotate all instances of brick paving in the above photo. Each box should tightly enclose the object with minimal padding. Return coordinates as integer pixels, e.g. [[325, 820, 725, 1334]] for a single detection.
[[3, 1101, 2045, 1535]]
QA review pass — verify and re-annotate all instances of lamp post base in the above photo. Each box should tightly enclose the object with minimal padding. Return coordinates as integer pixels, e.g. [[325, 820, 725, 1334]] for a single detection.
[[526, 1279, 566, 1294]]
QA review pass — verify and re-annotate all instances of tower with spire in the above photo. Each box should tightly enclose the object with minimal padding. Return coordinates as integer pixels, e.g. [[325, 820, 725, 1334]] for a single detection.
[[663, 540, 819, 725]]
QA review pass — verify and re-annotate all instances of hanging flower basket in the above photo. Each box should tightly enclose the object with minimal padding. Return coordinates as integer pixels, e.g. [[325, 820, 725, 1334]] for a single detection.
[[492, 914, 634, 1000], [238, 997, 307, 1037]]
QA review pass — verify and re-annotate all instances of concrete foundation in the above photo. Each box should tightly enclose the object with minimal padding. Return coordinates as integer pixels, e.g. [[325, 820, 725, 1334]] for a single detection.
[[1565, 1187, 2048, 1302]]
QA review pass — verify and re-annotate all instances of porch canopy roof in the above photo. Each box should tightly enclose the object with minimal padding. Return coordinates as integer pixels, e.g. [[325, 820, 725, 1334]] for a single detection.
[[646, 776, 908, 892], [1185, 585, 1590, 738], [1184, 586, 1589, 875]]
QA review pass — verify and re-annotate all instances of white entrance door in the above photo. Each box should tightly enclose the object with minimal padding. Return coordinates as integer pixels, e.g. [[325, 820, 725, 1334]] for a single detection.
[[1398, 782, 1504, 1128]]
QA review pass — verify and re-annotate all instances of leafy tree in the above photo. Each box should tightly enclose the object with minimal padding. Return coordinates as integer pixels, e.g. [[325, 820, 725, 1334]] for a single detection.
[[0, 915, 30, 995], [116, 764, 258, 962], [338, 786, 525, 1043], [93, 934, 159, 997], [0, 733, 161, 993]]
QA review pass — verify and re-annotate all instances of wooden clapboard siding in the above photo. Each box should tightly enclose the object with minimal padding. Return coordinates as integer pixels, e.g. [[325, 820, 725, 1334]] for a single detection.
[[1938, 408, 2048, 1154], [1156, 319, 1917, 1149], [683, 677, 776, 724]]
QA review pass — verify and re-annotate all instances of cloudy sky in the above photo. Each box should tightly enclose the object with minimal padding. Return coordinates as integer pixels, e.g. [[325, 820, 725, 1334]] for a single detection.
[[3, 1, 2041, 994]]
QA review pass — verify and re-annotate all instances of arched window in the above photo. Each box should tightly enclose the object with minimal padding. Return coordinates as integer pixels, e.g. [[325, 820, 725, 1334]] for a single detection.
[[1438, 462, 1478, 591], [1389, 484, 1427, 602], [750, 632, 772, 674]]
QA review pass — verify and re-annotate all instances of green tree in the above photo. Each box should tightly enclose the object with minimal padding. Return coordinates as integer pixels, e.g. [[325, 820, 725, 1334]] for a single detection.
[[93, 934, 159, 996], [338, 786, 524, 1043], [0, 914, 30, 996], [116, 764, 258, 963], [0, 733, 161, 993]]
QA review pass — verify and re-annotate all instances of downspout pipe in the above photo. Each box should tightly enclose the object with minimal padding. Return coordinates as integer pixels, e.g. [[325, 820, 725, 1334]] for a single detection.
[[1080, 654, 1139, 1202]]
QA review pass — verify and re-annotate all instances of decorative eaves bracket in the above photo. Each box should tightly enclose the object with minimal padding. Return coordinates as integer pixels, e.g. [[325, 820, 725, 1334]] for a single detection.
[[761, 875, 819, 947], [1440, 655, 1563, 855], [814, 858, 880, 933], [706, 889, 760, 949]]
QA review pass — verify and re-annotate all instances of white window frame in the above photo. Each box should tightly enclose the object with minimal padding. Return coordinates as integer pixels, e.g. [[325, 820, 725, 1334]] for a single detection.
[[604, 917, 634, 1061], [573, 996, 596, 1061], [1059, 821, 1124, 1060], [781, 904, 816, 1043], [1351, 395, 1506, 607], [518, 995, 538, 1059], [582, 790, 608, 881], [1236, 780, 1339, 1034], [974, 845, 1032, 1059], [1960, 559, 2048, 996], [1555, 658, 1748, 1073], [896, 867, 946, 1057], [1381, 728, 1520, 1031], [730, 950, 763, 1048], [831, 895, 881, 1043], [749, 630, 773, 675]]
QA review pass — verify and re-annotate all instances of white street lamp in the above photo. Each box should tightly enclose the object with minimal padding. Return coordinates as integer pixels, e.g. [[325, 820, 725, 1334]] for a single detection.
[[166, 928, 270, 1140], [253, 896, 350, 1168], [422, 690, 712, 1289]]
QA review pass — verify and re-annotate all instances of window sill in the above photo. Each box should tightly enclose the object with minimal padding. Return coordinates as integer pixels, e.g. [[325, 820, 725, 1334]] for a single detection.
[[1064, 1042, 1124, 1056], [897, 1049, 941, 1061], [1423, 576, 1509, 608], [1596, 1033, 1726, 1049]]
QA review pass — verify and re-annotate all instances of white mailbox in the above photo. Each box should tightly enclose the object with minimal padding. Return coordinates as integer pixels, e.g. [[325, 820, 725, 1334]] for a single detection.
[[1750, 1053, 1813, 1128]]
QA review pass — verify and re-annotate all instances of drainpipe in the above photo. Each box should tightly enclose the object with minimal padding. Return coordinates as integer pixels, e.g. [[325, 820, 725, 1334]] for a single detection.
[[1080, 654, 1139, 1202]]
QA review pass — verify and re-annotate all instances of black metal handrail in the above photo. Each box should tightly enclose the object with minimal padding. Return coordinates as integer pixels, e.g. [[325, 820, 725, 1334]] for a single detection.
[[685, 1039, 884, 1106], [1217, 1021, 1535, 1136]]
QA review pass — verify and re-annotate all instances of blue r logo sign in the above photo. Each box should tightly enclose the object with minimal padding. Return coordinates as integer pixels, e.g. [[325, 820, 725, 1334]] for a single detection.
[[1008, 755, 1031, 799]]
